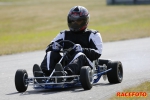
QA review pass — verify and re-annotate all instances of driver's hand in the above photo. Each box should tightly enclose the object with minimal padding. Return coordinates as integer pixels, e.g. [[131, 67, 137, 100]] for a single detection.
[[73, 44, 83, 52], [51, 42, 61, 51]]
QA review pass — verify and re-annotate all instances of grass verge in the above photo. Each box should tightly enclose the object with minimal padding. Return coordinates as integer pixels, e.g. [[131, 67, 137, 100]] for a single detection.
[[110, 81, 150, 100], [0, 0, 150, 55]]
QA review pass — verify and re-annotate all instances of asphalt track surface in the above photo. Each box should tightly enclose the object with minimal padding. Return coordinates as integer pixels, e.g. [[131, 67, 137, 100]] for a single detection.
[[0, 37, 150, 100]]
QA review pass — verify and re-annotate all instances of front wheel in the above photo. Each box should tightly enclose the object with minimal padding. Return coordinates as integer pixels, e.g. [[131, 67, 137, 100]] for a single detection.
[[107, 61, 123, 83], [80, 66, 93, 90], [15, 69, 28, 92]]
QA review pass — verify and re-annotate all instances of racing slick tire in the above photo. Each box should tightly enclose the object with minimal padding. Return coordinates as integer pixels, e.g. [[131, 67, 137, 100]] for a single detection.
[[98, 58, 110, 65], [80, 66, 93, 90], [107, 61, 123, 83], [15, 69, 28, 92]]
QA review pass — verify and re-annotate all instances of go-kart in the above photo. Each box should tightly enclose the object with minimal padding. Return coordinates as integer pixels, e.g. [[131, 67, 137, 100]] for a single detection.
[[14, 40, 123, 92]]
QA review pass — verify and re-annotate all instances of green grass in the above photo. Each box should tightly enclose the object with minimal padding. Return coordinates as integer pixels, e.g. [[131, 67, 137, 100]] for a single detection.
[[110, 81, 150, 100], [0, 0, 150, 55]]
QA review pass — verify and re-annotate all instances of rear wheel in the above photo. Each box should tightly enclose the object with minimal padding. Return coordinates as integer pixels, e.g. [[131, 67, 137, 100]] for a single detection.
[[80, 66, 93, 90], [15, 69, 28, 92], [98, 59, 110, 65], [107, 61, 123, 83]]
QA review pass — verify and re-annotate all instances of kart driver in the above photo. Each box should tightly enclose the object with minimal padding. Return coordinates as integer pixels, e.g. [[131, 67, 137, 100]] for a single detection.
[[33, 6, 103, 77]]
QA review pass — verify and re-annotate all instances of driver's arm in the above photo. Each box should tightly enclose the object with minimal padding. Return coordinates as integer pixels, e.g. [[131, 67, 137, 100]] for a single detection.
[[83, 32, 103, 61], [45, 31, 65, 52]]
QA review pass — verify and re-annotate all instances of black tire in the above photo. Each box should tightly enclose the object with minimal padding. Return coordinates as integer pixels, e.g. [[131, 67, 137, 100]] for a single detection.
[[98, 59, 110, 65], [107, 61, 123, 83], [15, 69, 28, 92], [80, 66, 93, 90]]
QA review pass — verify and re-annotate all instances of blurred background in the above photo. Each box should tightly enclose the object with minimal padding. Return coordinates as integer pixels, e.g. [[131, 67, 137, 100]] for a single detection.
[[0, 0, 150, 55]]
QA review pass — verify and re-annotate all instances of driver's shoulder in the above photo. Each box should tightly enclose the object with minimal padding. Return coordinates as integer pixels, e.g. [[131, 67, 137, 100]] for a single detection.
[[86, 29, 99, 34], [59, 29, 70, 34]]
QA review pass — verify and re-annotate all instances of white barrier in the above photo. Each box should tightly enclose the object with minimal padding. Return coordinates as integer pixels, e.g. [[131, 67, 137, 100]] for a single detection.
[[106, 0, 150, 4]]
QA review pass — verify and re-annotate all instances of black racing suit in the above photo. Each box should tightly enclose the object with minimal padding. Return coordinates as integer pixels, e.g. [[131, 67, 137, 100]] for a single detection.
[[40, 29, 103, 76]]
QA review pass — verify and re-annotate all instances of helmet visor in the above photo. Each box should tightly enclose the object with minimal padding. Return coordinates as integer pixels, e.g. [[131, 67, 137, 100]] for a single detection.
[[70, 19, 84, 25], [68, 16, 87, 31]]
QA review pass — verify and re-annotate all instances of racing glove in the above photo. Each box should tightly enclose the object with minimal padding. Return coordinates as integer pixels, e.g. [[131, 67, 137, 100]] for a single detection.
[[51, 42, 62, 51], [73, 44, 83, 53]]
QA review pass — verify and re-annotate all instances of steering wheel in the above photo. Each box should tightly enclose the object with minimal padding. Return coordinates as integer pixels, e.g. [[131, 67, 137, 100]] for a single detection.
[[58, 40, 75, 53]]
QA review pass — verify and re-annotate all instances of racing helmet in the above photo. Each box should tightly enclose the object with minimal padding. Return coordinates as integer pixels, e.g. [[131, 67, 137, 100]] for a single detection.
[[67, 6, 90, 32]]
